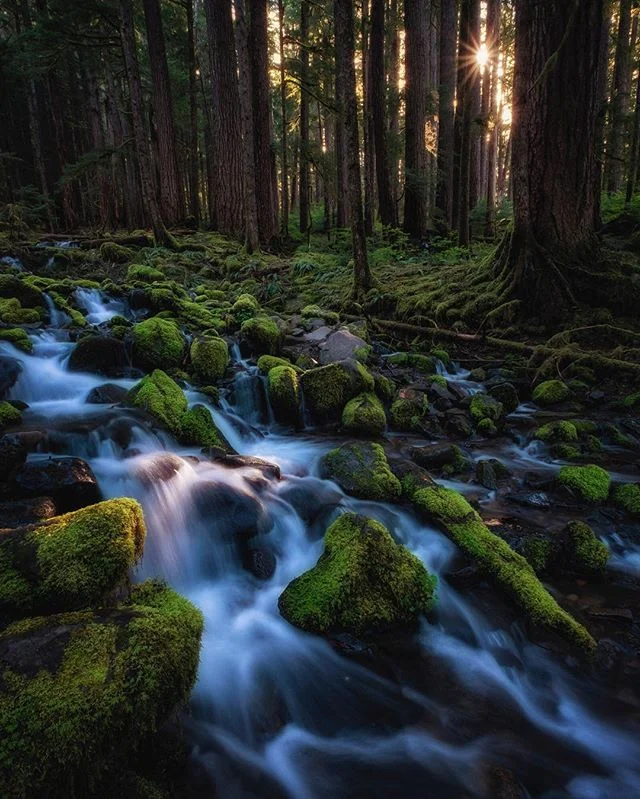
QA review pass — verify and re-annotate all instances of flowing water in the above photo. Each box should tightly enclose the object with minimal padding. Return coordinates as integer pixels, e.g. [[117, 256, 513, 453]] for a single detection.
[[1, 293, 640, 798]]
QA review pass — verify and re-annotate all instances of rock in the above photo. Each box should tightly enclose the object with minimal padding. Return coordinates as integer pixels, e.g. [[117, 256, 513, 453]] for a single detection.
[[301, 358, 374, 422], [410, 442, 471, 476], [388, 457, 436, 499], [267, 365, 300, 423], [190, 480, 273, 539], [0, 355, 21, 400], [133, 452, 186, 487], [564, 520, 609, 574], [475, 458, 509, 490], [243, 546, 277, 580], [507, 491, 553, 509], [303, 325, 333, 342], [211, 453, 281, 481], [341, 392, 386, 436], [131, 317, 186, 371], [0, 498, 145, 620], [556, 464, 611, 503], [389, 388, 429, 432], [67, 335, 131, 377], [469, 393, 504, 427], [190, 335, 229, 383], [14, 456, 101, 512], [86, 382, 129, 404], [532, 379, 570, 406], [318, 328, 368, 365], [278, 512, 436, 634], [0, 496, 56, 528], [0, 581, 202, 799], [320, 441, 401, 502], [127, 370, 187, 436], [444, 408, 474, 438], [612, 483, 640, 516], [0, 433, 27, 481], [487, 381, 519, 415], [231, 293, 261, 324], [240, 315, 282, 355], [0, 400, 21, 430], [278, 475, 342, 524], [180, 404, 226, 449]]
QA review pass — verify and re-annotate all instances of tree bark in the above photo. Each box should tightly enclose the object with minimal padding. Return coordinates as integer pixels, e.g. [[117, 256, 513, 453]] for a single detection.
[[484, 0, 500, 238], [299, 0, 311, 233], [334, 0, 371, 297], [371, 0, 396, 225], [362, 0, 376, 234], [436, 0, 457, 229], [626, 41, 640, 207], [606, 0, 633, 194], [278, 0, 289, 236], [456, 0, 479, 245], [186, 0, 200, 223]]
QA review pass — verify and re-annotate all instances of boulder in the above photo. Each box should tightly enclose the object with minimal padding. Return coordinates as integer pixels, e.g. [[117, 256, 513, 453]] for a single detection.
[[14, 457, 101, 512], [190, 335, 229, 383], [0, 432, 27, 481], [131, 317, 186, 371], [127, 370, 187, 437], [341, 392, 386, 437], [267, 365, 300, 423], [320, 441, 401, 502], [86, 382, 129, 404], [318, 328, 369, 365], [211, 453, 281, 481], [0, 496, 56, 528], [133, 453, 186, 487], [190, 480, 273, 540], [410, 442, 471, 477], [180, 404, 226, 449], [487, 381, 519, 415], [242, 546, 277, 580], [239, 315, 282, 355], [0, 355, 21, 400], [67, 335, 131, 377], [301, 359, 374, 422], [278, 475, 342, 524], [475, 458, 510, 490]]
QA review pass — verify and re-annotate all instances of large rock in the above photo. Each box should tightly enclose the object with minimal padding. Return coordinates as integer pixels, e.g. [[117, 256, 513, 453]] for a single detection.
[[14, 456, 101, 512], [190, 335, 229, 383], [278, 512, 436, 634], [318, 328, 368, 365], [86, 383, 129, 404], [0, 581, 202, 798], [190, 480, 273, 540], [278, 475, 343, 524], [133, 452, 186, 487], [0, 496, 56, 528], [0, 498, 145, 621], [0, 433, 27, 482], [301, 358, 374, 422], [211, 453, 281, 481], [0, 355, 21, 400], [267, 365, 300, 423], [320, 441, 401, 502], [341, 392, 386, 436], [410, 442, 471, 477], [127, 369, 187, 437], [131, 317, 186, 371], [67, 335, 131, 377]]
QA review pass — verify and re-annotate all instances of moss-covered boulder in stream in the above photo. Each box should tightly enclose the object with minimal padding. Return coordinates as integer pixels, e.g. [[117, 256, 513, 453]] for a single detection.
[[267, 365, 300, 423], [340, 392, 386, 437], [532, 379, 570, 406], [0, 498, 145, 622], [320, 441, 401, 502], [180, 404, 226, 449], [190, 335, 229, 383], [131, 317, 186, 371], [564, 521, 609, 575], [128, 370, 187, 436], [613, 483, 640, 516], [0, 401, 21, 430], [557, 464, 610, 503], [0, 275, 45, 309], [301, 358, 374, 422], [257, 355, 302, 374], [278, 512, 436, 634], [240, 315, 282, 355], [0, 580, 203, 799], [0, 328, 32, 353], [412, 485, 595, 652], [231, 293, 260, 324]]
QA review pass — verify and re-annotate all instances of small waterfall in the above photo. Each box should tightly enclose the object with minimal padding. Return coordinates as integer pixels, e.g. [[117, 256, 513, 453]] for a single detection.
[[74, 288, 127, 325], [44, 294, 70, 327], [0, 255, 23, 271]]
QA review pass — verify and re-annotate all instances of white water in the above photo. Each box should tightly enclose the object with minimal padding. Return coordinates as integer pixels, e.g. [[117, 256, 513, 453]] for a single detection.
[[2, 332, 640, 797], [74, 288, 128, 325]]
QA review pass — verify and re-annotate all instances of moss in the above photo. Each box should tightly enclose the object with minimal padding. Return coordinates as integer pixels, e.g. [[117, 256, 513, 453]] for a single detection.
[[522, 536, 555, 574], [190, 336, 229, 383], [535, 421, 578, 443], [430, 348, 450, 366], [476, 418, 497, 436], [231, 293, 260, 324], [267, 365, 300, 423], [278, 513, 436, 634], [412, 486, 595, 652], [0, 274, 45, 308], [373, 373, 395, 402], [99, 241, 134, 263], [622, 391, 640, 409], [300, 304, 339, 324], [532, 379, 570, 406], [0, 499, 145, 620], [240, 315, 281, 355], [613, 483, 640, 516], [389, 394, 429, 432], [565, 521, 609, 575], [429, 374, 448, 388], [0, 401, 21, 429], [555, 444, 581, 460], [132, 317, 186, 371], [557, 464, 611, 503], [0, 581, 202, 799], [179, 404, 225, 448], [301, 359, 374, 421], [128, 370, 187, 436], [354, 344, 373, 363], [127, 264, 165, 283], [0, 328, 32, 352], [257, 355, 302, 374], [342, 392, 386, 437], [388, 352, 438, 373], [573, 420, 597, 435], [469, 393, 504, 424], [320, 441, 401, 502], [604, 423, 637, 449], [0, 298, 41, 325]]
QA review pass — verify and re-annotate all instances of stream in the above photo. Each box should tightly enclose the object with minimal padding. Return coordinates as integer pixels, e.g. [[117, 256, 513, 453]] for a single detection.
[[1, 294, 640, 799]]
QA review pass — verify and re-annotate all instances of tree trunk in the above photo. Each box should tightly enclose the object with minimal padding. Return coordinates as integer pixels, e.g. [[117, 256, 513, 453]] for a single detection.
[[436, 0, 457, 229], [362, 0, 376, 234], [142, 0, 183, 225], [371, 0, 396, 225], [278, 0, 289, 236], [403, 0, 430, 239], [456, 0, 479, 246], [606, 0, 633, 194], [186, 0, 200, 223], [626, 44, 640, 207], [468, 0, 481, 211], [299, 0, 311, 233], [387, 0, 401, 213], [494, 0, 605, 322], [484, 0, 500, 238], [334, 0, 371, 297]]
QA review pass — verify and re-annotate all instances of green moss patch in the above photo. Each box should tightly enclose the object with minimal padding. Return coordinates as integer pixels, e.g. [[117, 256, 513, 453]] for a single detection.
[[267, 365, 300, 423], [278, 512, 436, 634], [179, 404, 225, 449], [128, 370, 187, 436], [342, 392, 386, 437], [0, 328, 32, 352], [301, 359, 374, 422], [320, 441, 401, 502], [131, 317, 186, 371], [613, 483, 640, 516], [532, 379, 570, 406], [565, 521, 608, 575], [0, 401, 21, 429], [190, 336, 229, 383], [557, 464, 611, 503], [534, 421, 578, 443], [240, 315, 282, 355]]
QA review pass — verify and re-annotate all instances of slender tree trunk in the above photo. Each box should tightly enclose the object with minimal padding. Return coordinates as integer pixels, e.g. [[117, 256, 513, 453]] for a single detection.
[[186, 0, 200, 223], [607, 0, 633, 194], [362, 0, 376, 234], [142, 0, 183, 225], [436, 0, 457, 229], [468, 0, 481, 211], [456, 0, 478, 245], [299, 0, 311, 233], [484, 0, 500, 238], [387, 0, 401, 213], [371, 0, 396, 225], [626, 48, 640, 207], [335, 0, 371, 296], [278, 0, 289, 236], [403, 0, 430, 239]]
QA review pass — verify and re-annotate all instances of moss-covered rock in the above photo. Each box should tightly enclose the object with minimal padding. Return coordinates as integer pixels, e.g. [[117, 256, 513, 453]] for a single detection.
[[68, 334, 130, 377], [469, 393, 504, 425], [0, 580, 202, 799], [301, 304, 339, 324], [320, 441, 401, 502], [565, 521, 608, 575], [179, 404, 225, 449], [0, 498, 145, 621], [613, 483, 640, 516], [231, 293, 260, 324], [389, 391, 429, 432], [373, 373, 395, 403], [257, 354, 302, 374], [411, 443, 471, 477], [190, 336, 229, 383], [0, 275, 45, 308], [131, 317, 186, 371], [532, 379, 570, 406], [522, 536, 556, 574], [267, 365, 300, 423], [99, 241, 134, 263], [412, 486, 595, 652], [387, 352, 438, 373], [240, 315, 281, 355], [278, 512, 436, 634], [0, 401, 21, 430], [557, 464, 610, 503], [534, 421, 578, 443], [0, 328, 32, 353], [0, 298, 41, 325], [341, 392, 386, 437], [301, 358, 374, 422], [126, 264, 165, 283], [128, 370, 187, 436]]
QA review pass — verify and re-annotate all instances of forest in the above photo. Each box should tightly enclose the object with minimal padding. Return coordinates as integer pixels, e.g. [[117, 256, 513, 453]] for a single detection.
[[1, 0, 640, 798]]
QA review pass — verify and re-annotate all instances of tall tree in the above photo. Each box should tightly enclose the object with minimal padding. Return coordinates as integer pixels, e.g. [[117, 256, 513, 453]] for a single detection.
[[456, 0, 479, 246], [299, 0, 311, 234], [492, 0, 605, 321], [436, 0, 458, 229], [278, 0, 289, 235], [484, 0, 500, 238], [142, 0, 183, 224], [185, 0, 200, 223], [607, 0, 633, 194], [371, 0, 396, 225], [334, 0, 371, 297]]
